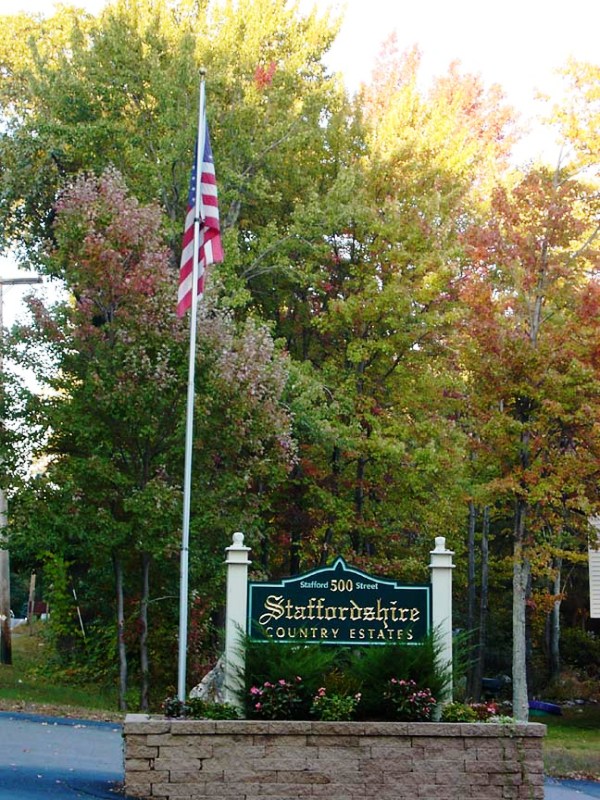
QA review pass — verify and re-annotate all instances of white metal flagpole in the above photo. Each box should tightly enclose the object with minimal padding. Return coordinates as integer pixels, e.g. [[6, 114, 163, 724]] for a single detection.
[[178, 72, 207, 702]]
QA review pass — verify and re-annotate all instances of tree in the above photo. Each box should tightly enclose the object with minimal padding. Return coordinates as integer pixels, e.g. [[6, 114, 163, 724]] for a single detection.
[[550, 59, 600, 179], [457, 165, 600, 718], [260, 39, 517, 575], [6, 169, 295, 706]]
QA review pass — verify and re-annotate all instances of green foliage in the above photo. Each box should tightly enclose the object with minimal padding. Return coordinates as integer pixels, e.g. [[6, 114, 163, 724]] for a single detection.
[[243, 638, 339, 697], [310, 687, 361, 721], [384, 679, 436, 721], [440, 702, 478, 722], [560, 629, 600, 677], [41, 554, 85, 666], [248, 677, 307, 720], [162, 696, 240, 720], [242, 635, 447, 720], [346, 636, 449, 720], [440, 701, 501, 722]]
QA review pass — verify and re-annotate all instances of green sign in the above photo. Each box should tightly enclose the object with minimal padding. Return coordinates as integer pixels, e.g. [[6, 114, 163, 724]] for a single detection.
[[248, 557, 430, 645]]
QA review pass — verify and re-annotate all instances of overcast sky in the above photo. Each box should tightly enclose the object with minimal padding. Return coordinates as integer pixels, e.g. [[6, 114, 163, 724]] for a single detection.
[[2, 0, 600, 322]]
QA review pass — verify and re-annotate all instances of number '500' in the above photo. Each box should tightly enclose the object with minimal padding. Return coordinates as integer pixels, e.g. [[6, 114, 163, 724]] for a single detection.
[[330, 579, 353, 592]]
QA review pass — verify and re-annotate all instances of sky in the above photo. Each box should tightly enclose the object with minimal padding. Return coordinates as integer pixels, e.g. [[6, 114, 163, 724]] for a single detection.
[[2, 0, 600, 324]]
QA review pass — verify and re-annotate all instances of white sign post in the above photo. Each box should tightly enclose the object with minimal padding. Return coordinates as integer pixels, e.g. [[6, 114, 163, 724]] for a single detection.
[[429, 536, 455, 702], [224, 532, 251, 707]]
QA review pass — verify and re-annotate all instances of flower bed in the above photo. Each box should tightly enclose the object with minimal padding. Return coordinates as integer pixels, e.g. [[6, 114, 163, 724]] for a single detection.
[[124, 715, 546, 800]]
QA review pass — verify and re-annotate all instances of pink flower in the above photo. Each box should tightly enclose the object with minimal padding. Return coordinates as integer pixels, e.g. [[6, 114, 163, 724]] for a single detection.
[[250, 686, 261, 696], [278, 679, 287, 686], [255, 702, 262, 710]]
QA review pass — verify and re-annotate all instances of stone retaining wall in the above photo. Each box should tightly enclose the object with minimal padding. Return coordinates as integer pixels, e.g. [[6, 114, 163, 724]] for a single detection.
[[123, 715, 546, 800]]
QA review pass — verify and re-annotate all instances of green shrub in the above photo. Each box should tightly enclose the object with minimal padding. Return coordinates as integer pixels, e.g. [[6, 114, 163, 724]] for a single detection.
[[441, 702, 478, 722], [241, 633, 448, 721], [248, 677, 307, 719], [560, 629, 600, 677], [310, 688, 361, 721], [162, 696, 240, 719], [347, 635, 449, 720], [186, 698, 240, 719], [384, 679, 436, 721]]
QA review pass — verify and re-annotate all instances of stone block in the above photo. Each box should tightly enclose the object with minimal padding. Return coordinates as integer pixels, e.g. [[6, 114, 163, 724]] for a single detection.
[[124, 758, 153, 771], [153, 756, 202, 772], [123, 780, 152, 797], [125, 742, 158, 759], [123, 716, 170, 735]]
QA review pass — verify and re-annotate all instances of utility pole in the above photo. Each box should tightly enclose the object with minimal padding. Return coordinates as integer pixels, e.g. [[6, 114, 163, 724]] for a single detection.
[[0, 275, 43, 665]]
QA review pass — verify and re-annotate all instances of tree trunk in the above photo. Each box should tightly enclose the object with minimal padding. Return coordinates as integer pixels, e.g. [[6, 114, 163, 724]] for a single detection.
[[512, 500, 530, 721], [289, 464, 302, 575], [351, 456, 367, 555], [466, 502, 477, 698], [472, 505, 490, 703], [320, 446, 341, 566], [550, 556, 562, 682], [113, 553, 128, 712], [140, 551, 151, 712]]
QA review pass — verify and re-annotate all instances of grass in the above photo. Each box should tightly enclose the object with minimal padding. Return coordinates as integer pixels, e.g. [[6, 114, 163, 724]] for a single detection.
[[541, 705, 600, 780], [0, 622, 122, 721]]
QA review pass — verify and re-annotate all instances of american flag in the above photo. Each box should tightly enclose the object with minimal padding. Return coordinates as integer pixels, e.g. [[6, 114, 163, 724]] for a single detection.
[[177, 118, 223, 317]]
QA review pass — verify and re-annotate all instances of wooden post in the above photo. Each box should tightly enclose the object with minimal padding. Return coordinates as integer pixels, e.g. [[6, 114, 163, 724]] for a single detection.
[[430, 536, 455, 702], [224, 532, 251, 708]]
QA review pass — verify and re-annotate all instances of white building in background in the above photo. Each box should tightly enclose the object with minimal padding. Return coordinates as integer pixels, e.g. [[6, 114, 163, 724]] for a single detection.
[[589, 517, 600, 619]]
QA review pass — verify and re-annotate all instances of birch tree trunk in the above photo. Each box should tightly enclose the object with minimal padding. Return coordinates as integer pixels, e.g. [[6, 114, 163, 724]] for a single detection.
[[512, 500, 530, 721], [140, 551, 151, 711], [550, 556, 562, 682], [466, 501, 478, 698], [472, 505, 490, 703], [113, 553, 128, 712]]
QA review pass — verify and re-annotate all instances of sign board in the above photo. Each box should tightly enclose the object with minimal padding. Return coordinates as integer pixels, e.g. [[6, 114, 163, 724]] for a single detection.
[[247, 557, 430, 645]]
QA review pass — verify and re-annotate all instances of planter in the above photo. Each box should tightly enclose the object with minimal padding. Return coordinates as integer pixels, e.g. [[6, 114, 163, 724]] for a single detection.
[[124, 715, 546, 800]]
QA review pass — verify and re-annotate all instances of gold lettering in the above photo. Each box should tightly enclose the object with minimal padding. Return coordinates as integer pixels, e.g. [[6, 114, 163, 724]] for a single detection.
[[410, 608, 420, 622], [376, 599, 389, 629], [363, 606, 375, 621], [258, 595, 285, 625], [350, 600, 362, 621]]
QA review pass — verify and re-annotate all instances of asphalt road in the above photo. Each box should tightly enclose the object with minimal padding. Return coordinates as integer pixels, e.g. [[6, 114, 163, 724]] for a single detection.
[[0, 710, 598, 799], [0, 711, 126, 798]]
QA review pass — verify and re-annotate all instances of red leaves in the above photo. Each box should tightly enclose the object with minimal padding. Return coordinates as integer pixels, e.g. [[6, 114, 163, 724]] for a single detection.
[[254, 60, 277, 91]]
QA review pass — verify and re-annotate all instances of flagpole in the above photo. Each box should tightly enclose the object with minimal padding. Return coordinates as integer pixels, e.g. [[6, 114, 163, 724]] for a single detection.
[[178, 71, 207, 702]]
